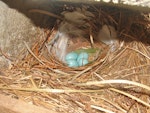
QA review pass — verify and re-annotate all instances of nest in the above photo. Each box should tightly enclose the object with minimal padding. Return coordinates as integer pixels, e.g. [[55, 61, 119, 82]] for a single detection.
[[0, 3, 150, 113]]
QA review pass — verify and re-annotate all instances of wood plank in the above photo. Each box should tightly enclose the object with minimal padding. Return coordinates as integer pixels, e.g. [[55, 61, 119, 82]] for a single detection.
[[0, 94, 57, 113]]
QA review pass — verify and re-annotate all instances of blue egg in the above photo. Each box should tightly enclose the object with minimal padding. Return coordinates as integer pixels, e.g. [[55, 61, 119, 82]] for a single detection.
[[77, 52, 88, 62], [78, 58, 88, 66], [66, 59, 79, 67], [65, 52, 78, 61]]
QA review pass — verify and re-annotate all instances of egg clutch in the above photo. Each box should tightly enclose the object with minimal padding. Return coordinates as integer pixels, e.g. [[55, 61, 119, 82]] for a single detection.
[[65, 52, 88, 67], [65, 48, 100, 68]]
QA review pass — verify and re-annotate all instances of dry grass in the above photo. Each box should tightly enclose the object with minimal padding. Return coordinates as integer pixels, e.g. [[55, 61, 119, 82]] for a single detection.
[[0, 4, 150, 113]]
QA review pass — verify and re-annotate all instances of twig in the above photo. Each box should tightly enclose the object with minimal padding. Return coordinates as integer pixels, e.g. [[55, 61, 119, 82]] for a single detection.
[[110, 88, 150, 108], [24, 41, 69, 76], [0, 48, 13, 61], [76, 79, 150, 92], [91, 105, 115, 113], [127, 47, 150, 60], [24, 42, 45, 65], [29, 9, 63, 20], [70, 67, 92, 82]]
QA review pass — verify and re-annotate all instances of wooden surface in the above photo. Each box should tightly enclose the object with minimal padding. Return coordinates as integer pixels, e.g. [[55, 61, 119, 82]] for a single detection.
[[0, 94, 57, 113]]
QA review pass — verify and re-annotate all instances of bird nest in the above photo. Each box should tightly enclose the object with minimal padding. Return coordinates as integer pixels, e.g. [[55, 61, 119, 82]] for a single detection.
[[0, 3, 150, 113]]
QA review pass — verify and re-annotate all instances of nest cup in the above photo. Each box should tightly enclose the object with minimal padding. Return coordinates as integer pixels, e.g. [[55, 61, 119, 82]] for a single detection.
[[44, 3, 150, 70], [46, 4, 120, 68]]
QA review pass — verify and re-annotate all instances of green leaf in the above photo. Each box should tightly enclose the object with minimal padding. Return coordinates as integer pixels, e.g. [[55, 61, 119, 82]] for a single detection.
[[74, 48, 100, 54]]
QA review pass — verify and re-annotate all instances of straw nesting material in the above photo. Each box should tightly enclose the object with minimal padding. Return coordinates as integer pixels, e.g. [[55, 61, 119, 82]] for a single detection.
[[0, 3, 150, 113]]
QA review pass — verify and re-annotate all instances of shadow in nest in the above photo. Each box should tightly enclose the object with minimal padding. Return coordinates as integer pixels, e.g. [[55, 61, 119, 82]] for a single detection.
[[2, 0, 150, 44]]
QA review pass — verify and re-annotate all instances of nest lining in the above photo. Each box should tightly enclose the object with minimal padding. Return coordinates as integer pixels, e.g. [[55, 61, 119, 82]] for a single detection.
[[0, 3, 150, 113]]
